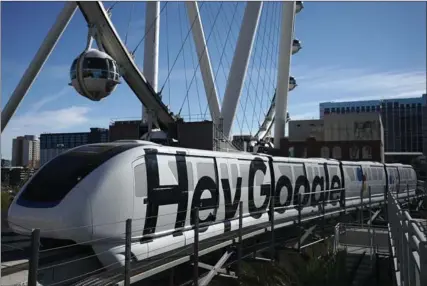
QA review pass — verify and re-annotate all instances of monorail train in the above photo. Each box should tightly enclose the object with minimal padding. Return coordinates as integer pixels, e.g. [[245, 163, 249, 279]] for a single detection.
[[8, 140, 418, 268]]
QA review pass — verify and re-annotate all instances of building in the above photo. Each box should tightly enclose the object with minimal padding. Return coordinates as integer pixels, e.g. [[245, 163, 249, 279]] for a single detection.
[[11, 135, 40, 168], [287, 112, 384, 162], [319, 94, 427, 155], [1, 159, 11, 167], [288, 119, 324, 142], [40, 128, 109, 166], [108, 120, 147, 142], [1, 167, 35, 187], [423, 94, 427, 156]]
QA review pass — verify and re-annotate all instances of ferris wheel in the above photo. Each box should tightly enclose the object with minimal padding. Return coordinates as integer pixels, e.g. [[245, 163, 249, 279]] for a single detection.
[[1, 1, 304, 151]]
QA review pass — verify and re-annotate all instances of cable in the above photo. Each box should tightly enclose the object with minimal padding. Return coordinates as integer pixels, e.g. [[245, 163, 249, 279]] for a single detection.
[[177, 2, 191, 120], [132, 2, 169, 55], [217, 4, 260, 136], [186, 4, 206, 118], [201, 2, 245, 134], [257, 4, 275, 127], [204, 2, 239, 121], [201, 2, 238, 118], [240, 5, 261, 136], [159, 2, 206, 95], [178, 2, 224, 117], [165, 3, 172, 107], [107, 1, 119, 12], [124, 2, 134, 46]]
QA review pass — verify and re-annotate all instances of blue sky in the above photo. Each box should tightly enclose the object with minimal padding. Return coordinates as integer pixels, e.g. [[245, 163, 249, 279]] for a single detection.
[[1, 1, 426, 159]]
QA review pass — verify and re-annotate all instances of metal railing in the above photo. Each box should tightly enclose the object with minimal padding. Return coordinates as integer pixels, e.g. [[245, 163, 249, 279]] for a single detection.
[[388, 189, 427, 286], [8, 184, 424, 286]]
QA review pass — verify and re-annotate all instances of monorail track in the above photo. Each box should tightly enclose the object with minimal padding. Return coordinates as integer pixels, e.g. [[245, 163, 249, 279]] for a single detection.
[[1, 237, 94, 277], [71, 205, 364, 286], [3, 191, 423, 285]]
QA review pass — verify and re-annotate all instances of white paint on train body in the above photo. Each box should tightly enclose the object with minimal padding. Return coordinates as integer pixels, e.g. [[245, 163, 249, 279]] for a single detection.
[[7, 141, 418, 268]]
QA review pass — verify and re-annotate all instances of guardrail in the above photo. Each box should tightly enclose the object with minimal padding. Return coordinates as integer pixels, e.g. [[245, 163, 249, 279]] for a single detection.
[[388, 189, 427, 286], [7, 184, 422, 286]]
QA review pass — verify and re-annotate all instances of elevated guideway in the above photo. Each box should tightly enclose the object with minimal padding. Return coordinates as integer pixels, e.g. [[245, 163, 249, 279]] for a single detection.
[[3, 183, 425, 286]]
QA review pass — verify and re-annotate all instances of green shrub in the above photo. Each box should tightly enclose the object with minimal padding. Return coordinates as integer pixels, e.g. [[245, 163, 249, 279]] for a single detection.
[[1, 191, 13, 211], [233, 247, 350, 286]]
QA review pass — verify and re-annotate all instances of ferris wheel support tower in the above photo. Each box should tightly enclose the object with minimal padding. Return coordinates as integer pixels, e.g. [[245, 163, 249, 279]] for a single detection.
[[220, 1, 263, 139], [1, 2, 77, 132], [274, 1, 297, 147], [142, 1, 161, 137], [186, 2, 221, 124]]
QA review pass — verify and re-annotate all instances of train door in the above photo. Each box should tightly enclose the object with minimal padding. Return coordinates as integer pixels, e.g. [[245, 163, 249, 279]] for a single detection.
[[342, 164, 359, 199], [386, 166, 399, 193], [132, 157, 148, 238], [363, 166, 372, 198], [398, 167, 409, 192], [305, 162, 326, 206]]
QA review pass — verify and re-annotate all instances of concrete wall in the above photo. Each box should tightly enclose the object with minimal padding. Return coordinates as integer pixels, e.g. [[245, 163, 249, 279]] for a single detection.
[[323, 113, 383, 141], [289, 119, 324, 141], [280, 137, 384, 162], [109, 121, 141, 142], [177, 121, 214, 150], [423, 94, 427, 156]]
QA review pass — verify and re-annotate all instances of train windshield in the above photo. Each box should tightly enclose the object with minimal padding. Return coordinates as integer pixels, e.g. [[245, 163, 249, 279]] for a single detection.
[[17, 144, 140, 207]]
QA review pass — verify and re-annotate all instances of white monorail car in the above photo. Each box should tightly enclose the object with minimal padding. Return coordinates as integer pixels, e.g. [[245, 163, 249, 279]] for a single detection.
[[8, 141, 417, 268]]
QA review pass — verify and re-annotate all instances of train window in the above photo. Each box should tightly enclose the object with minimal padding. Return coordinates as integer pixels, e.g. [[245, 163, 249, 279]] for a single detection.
[[293, 165, 305, 180], [378, 169, 383, 180], [134, 163, 147, 197], [278, 164, 292, 179], [306, 166, 313, 180], [372, 169, 378, 180], [196, 161, 216, 183], [167, 159, 179, 184], [231, 164, 238, 187], [186, 161, 194, 192], [18, 143, 141, 206], [239, 163, 249, 187], [366, 169, 371, 180], [345, 167, 356, 181], [401, 169, 406, 180], [220, 163, 228, 179]]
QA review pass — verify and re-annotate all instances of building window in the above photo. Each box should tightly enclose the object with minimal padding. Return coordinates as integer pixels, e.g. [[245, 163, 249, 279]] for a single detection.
[[362, 146, 372, 159], [332, 146, 341, 159], [321, 146, 330, 158]]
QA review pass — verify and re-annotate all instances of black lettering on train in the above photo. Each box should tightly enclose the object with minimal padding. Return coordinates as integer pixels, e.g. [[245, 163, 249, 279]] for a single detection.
[[143, 152, 343, 236], [274, 173, 342, 212], [143, 151, 189, 236], [248, 158, 271, 219]]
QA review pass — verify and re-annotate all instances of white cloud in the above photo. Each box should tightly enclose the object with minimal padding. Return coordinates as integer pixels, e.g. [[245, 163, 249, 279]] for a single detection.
[[0, 105, 108, 160], [288, 66, 426, 111], [294, 66, 425, 99], [2, 60, 70, 81]]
